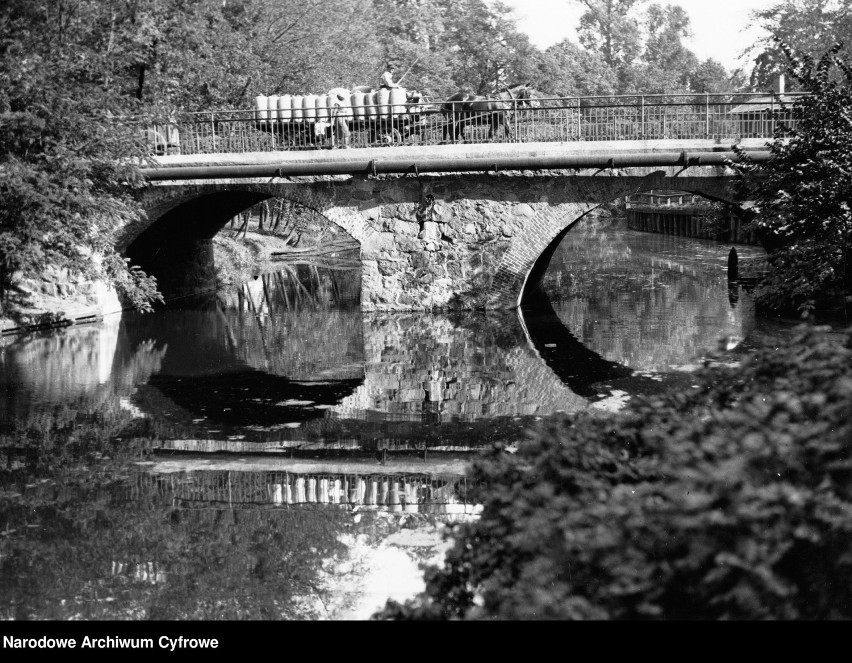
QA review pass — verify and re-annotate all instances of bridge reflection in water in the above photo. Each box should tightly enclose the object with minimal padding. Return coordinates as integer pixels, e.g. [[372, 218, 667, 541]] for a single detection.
[[131, 468, 478, 515], [1, 229, 760, 436], [0, 229, 771, 619], [1, 229, 762, 510]]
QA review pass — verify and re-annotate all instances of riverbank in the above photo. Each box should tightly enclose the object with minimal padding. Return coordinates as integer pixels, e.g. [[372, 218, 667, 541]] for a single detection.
[[0, 230, 330, 336]]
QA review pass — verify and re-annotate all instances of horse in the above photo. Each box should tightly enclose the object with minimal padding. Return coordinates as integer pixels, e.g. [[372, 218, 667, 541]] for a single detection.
[[440, 84, 540, 143]]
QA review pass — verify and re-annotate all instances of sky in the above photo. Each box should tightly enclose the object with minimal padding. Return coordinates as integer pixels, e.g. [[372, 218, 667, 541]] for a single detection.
[[499, 0, 779, 73]]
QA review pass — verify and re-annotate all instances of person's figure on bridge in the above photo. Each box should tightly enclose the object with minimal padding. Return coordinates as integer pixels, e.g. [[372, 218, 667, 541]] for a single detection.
[[380, 63, 401, 90]]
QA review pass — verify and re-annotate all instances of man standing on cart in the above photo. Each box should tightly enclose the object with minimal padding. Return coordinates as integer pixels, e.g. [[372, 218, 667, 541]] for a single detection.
[[380, 63, 401, 90]]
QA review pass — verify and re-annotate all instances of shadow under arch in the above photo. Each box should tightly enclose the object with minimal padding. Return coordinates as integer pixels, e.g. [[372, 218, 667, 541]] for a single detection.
[[519, 279, 696, 401], [127, 190, 273, 299], [126, 188, 361, 301]]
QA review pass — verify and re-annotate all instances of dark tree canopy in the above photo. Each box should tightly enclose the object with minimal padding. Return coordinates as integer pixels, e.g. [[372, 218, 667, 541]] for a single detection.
[[733, 43, 852, 316]]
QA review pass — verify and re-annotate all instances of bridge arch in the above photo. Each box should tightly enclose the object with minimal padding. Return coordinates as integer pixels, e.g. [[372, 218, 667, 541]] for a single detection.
[[126, 181, 378, 299], [512, 178, 741, 306], [134, 168, 741, 310]]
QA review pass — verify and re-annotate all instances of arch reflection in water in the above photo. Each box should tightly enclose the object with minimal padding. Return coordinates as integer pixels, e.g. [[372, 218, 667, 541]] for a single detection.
[[1, 232, 763, 443], [537, 227, 763, 373], [121, 263, 367, 435]]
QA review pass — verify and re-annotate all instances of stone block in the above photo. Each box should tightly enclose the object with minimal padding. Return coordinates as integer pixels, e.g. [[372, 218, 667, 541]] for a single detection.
[[416, 270, 434, 285], [418, 221, 441, 241], [514, 203, 535, 217], [364, 232, 397, 252], [377, 259, 400, 276], [432, 203, 454, 224], [411, 252, 430, 271], [383, 186, 415, 203], [392, 219, 419, 236], [395, 236, 422, 253]]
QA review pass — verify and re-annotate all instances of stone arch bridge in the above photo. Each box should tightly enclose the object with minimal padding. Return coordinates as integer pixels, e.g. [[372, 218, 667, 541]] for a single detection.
[[130, 143, 752, 310]]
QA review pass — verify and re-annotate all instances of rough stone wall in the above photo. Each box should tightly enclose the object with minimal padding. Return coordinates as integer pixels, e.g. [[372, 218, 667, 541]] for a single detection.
[[137, 168, 737, 311], [1, 264, 122, 333]]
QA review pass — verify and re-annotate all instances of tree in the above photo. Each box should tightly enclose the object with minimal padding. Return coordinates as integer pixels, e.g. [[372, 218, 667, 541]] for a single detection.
[[733, 43, 852, 316], [437, 0, 542, 95], [0, 0, 161, 313], [371, 0, 455, 97], [747, 0, 852, 90], [688, 58, 746, 94], [572, 0, 648, 71], [533, 39, 618, 96], [641, 3, 698, 89]]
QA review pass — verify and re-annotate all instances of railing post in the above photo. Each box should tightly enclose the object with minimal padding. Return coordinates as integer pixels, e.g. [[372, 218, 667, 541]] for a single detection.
[[705, 92, 710, 138], [514, 99, 518, 140], [769, 93, 775, 138], [640, 95, 645, 138], [210, 113, 217, 152], [576, 98, 581, 140]]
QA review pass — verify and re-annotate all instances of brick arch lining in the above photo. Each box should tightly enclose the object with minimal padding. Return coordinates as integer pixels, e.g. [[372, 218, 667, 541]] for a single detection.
[[129, 182, 375, 253]]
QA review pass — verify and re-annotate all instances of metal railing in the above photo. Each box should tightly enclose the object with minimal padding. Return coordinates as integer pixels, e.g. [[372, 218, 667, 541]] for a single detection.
[[625, 191, 714, 208], [142, 92, 804, 157]]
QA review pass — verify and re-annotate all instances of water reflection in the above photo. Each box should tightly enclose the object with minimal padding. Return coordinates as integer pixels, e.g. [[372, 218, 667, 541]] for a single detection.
[[1, 230, 765, 440], [538, 227, 763, 373], [0, 229, 769, 619]]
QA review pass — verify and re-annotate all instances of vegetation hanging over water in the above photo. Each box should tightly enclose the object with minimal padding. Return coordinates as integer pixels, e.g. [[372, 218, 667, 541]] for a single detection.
[[733, 43, 852, 319]]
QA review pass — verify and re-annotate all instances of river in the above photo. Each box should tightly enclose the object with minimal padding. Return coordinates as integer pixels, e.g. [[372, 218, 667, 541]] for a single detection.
[[0, 227, 776, 619]]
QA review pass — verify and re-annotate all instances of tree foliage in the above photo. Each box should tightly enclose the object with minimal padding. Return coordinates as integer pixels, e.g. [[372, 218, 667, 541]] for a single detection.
[[733, 43, 852, 316], [373, 324, 852, 619], [533, 40, 618, 96], [748, 0, 852, 90], [574, 0, 647, 70], [564, 0, 742, 95], [0, 0, 161, 312]]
